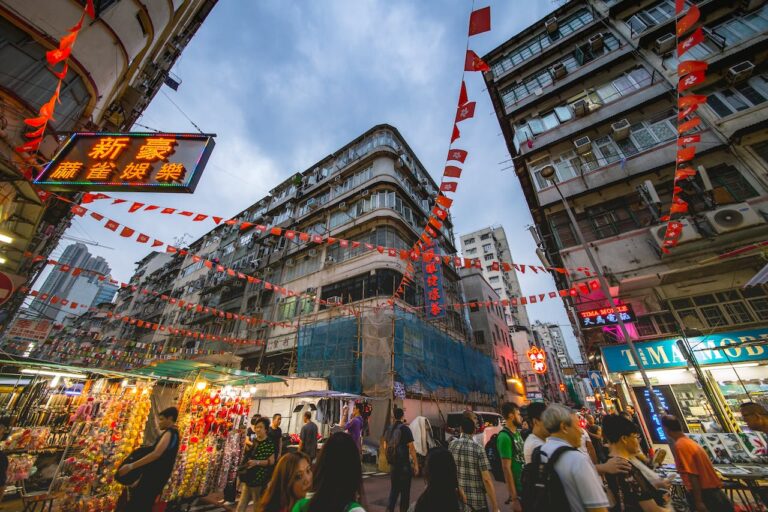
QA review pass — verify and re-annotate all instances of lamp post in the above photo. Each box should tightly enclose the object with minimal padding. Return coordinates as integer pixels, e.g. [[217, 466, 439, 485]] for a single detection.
[[539, 166, 664, 414]]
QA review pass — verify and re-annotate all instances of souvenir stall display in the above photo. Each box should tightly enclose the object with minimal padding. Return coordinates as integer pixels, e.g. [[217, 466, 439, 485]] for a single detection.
[[162, 382, 251, 502]]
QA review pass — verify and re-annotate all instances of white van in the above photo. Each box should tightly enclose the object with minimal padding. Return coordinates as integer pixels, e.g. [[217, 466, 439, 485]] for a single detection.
[[446, 411, 503, 446]]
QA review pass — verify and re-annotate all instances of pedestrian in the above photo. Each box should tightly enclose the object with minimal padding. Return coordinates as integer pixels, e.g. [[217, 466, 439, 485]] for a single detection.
[[661, 415, 734, 512], [258, 452, 312, 512], [408, 447, 466, 512], [238, 417, 277, 512], [624, 405, 651, 457], [269, 414, 284, 459], [498, 402, 523, 512], [587, 425, 609, 464], [291, 431, 366, 512], [385, 407, 419, 512], [119, 406, 181, 512], [299, 411, 318, 461], [523, 402, 549, 464], [601, 415, 670, 512], [740, 401, 768, 433], [246, 415, 262, 449], [449, 415, 500, 512], [538, 404, 611, 512], [341, 403, 365, 452], [0, 417, 11, 504]]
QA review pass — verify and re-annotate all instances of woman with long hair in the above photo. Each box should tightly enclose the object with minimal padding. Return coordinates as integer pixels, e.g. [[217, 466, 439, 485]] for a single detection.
[[292, 432, 365, 512], [410, 447, 465, 512], [258, 452, 312, 512]]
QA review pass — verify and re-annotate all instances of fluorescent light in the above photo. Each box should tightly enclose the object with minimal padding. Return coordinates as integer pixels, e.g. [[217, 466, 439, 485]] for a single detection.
[[21, 368, 85, 379], [0, 234, 12, 244], [0, 257, 6, 264]]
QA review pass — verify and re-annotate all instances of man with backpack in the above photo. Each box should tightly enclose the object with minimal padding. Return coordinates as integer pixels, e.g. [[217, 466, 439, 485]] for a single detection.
[[497, 403, 524, 512], [450, 415, 500, 512], [385, 407, 418, 512], [523, 404, 610, 512]]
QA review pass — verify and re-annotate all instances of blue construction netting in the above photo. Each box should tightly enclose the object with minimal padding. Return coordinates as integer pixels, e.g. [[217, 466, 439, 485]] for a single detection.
[[394, 309, 496, 396], [297, 316, 362, 394]]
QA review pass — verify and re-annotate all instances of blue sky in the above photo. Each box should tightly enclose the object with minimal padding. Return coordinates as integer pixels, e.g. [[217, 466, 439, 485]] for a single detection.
[[45, 0, 582, 360]]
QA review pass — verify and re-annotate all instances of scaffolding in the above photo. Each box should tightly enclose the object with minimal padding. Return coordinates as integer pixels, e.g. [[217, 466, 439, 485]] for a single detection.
[[297, 315, 361, 393]]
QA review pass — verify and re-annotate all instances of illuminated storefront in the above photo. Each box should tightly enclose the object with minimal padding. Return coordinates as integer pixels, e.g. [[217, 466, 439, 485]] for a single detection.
[[601, 328, 768, 442]]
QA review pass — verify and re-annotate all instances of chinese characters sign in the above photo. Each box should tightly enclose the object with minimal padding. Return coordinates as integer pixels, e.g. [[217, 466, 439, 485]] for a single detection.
[[527, 347, 547, 374], [578, 304, 635, 328], [421, 245, 445, 319], [34, 132, 215, 193]]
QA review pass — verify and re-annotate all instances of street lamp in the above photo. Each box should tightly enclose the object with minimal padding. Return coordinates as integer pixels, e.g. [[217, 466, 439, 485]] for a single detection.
[[539, 165, 664, 414]]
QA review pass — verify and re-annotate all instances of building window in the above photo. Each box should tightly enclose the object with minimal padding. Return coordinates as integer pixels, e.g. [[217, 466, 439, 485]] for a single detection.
[[625, 0, 676, 35], [708, 164, 759, 204], [464, 237, 475, 245], [486, 266, 494, 272], [474, 331, 486, 345], [326, 226, 409, 264], [320, 269, 409, 306], [706, 74, 768, 118], [710, 5, 768, 47], [489, 276, 500, 283], [669, 287, 767, 330], [484, 253, 494, 261], [467, 247, 477, 255], [481, 234, 491, 240], [482, 243, 493, 252], [752, 140, 768, 166]]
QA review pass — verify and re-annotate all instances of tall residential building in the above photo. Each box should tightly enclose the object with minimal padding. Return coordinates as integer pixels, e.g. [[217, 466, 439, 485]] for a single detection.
[[485, 1, 768, 427], [0, 0, 218, 322], [459, 226, 530, 329], [532, 320, 573, 368], [28, 243, 116, 322]]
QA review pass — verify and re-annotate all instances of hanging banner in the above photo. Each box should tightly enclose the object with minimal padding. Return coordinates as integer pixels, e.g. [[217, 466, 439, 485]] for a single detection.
[[422, 243, 446, 319], [34, 132, 216, 193]]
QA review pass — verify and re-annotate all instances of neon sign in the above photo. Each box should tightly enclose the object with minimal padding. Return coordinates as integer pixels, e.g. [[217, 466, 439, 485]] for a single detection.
[[421, 243, 445, 319], [34, 132, 215, 193], [578, 304, 635, 328], [527, 347, 547, 374]]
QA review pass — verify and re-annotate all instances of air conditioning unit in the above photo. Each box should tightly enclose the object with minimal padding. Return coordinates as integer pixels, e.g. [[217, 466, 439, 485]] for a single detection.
[[550, 62, 567, 79], [338, 202, 348, 211], [704, 203, 765, 234], [571, 99, 589, 117], [741, 0, 767, 11], [285, 258, 295, 267], [308, 249, 318, 257], [325, 256, 336, 265], [611, 119, 631, 141], [727, 61, 754, 85], [650, 219, 702, 247], [545, 17, 558, 34], [573, 136, 592, 154], [589, 33, 604, 51], [654, 33, 675, 55]]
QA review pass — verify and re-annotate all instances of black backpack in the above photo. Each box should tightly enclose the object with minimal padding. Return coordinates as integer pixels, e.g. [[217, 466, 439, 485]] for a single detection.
[[484, 429, 511, 482], [520, 445, 577, 512], [385, 423, 403, 465]]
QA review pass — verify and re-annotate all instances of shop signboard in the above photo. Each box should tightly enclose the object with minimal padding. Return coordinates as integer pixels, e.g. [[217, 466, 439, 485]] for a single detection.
[[574, 363, 589, 378], [421, 243, 445, 319], [631, 385, 686, 444], [578, 304, 634, 328], [602, 328, 768, 373], [5, 317, 53, 344], [34, 132, 215, 193]]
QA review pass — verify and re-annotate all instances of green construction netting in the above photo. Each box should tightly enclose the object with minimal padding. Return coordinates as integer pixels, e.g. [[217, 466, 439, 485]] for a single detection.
[[129, 360, 284, 386], [297, 316, 361, 393]]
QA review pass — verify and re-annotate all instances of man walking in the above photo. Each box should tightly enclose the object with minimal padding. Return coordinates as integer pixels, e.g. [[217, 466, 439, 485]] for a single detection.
[[386, 408, 418, 512], [268, 413, 283, 459], [523, 402, 549, 464], [299, 411, 318, 461], [662, 415, 734, 512], [498, 403, 523, 512], [539, 404, 610, 512], [449, 415, 500, 512]]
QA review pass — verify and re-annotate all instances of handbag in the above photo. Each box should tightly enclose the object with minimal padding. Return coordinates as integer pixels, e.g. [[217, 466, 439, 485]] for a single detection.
[[115, 446, 154, 486]]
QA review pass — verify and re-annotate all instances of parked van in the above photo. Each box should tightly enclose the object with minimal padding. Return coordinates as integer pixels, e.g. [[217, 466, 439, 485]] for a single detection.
[[446, 411, 503, 446]]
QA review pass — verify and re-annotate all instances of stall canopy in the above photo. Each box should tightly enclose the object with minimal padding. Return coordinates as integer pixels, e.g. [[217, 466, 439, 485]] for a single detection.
[[0, 357, 153, 380], [129, 360, 284, 386], [267, 390, 367, 400]]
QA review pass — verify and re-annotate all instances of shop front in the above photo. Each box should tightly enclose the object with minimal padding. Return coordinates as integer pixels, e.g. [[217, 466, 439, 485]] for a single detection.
[[601, 327, 768, 444]]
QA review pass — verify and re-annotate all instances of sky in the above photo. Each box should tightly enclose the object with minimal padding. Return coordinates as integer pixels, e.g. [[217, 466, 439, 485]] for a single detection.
[[42, 0, 583, 361]]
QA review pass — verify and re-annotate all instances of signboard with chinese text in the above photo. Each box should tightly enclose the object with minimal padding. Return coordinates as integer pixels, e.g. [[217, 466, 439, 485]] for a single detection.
[[601, 327, 768, 373], [5, 317, 53, 344], [421, 244, 445, 319], [34, 132, 215, 193], [578, 304, 635, 328], [574, 363, 589, 378]]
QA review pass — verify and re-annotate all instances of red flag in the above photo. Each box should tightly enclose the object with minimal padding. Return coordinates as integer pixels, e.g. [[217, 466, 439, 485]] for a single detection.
[[468, 6, 491, 36], [137, 233, 149, 243], [679, 70, 705, 91], [440, 181, 458, 193], [90, 212, 104, 221], [85, 0, 96, 18], [679, 94, 707, 109], [436, 195, 453, 208], [212, 216, 223, 224], [120, 227, 135, 238], [675, 0, 685, 14], [128, 202, 144, 213], [193, 214, 207, 222], [676, 146, 696, 164], [105, 219, 119, 231], [458, 81, 468, 107], [676, 5, 700, 37], [677, 134, 700, 146], [678, 27, 704, 57], [447, 149, 468, 163], [15, 138, 42, 153], [152, 240, 163, 247], [455, 102, 476, 123], [24, 116, 48, 128], [678, 60, 708, 77], [432, 206, 447, 220], [444, 166, 462, 178], [70, 205, 86, 216], [670, 199, 689, 214], [46, 47, 71, 66], [675, 167, 697, 180], [465, 50, 490, 72], [161, 207, 175, 214], [678, 117, 701, 134], [451, 124, 460, 143]]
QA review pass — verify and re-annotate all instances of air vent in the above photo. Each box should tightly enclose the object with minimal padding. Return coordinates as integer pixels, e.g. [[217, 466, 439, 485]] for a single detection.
[[545, 17, 558, 34], [589, 33, 604, 51], [704, 203, 765, 234], [573, 136, 592, 154], [727, 61, 754, 85], [654, 33, 675, 55], [611, 119, 631, 141], [550, 62, 567, 79], [571, 99, 589, 117]]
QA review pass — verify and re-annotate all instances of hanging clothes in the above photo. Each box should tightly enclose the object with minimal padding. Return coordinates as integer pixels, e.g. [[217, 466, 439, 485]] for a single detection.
[[408, 416, 436, 457]]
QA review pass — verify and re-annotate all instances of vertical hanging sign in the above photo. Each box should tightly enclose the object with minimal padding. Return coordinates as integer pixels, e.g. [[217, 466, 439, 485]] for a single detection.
[[422, 242, 445, 319]]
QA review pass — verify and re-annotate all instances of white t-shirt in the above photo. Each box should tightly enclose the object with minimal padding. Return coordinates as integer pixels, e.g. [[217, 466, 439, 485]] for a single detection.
[[540, 436, 609, 512], [523, 432, 545, 464]]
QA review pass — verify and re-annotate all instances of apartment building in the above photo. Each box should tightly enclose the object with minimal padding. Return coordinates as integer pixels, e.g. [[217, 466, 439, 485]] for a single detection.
[[485, 0, 768, 422], [0, 0, 217, 321], [532, 320, 574, 402]]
